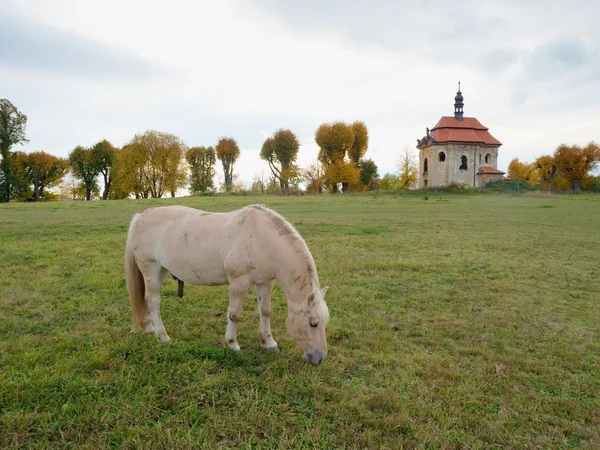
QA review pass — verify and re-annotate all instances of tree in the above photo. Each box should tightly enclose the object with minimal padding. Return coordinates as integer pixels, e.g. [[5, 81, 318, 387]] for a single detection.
[[0, 99, 29, 202], [348, 121, 369, 167], [186, 146, 216, 194], [553, 142, 600, 191], [91, 139, 118, 200], [216, 137, 240, 191], [358, 158, 379, 190], [534, 155, 557, 191], [119, 130, 186, 198], [315, 121, 368, 193], [380, 173, 400, 190], [69, 146, 101, 201], [508, 158, 539, 186], [302, 161, 325, 194], [15, 151, 68, 201], [398, 146, 418, 189], [260, 129, 300, 194]]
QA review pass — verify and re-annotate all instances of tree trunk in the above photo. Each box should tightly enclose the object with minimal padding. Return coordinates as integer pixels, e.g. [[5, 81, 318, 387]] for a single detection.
[[342, 182, 349, 193], [34, 171, 40, 201], [332, 184, 339, 193], [102, 174, 110, 200], [573, 179, 581, 191], [170, 190, 176, 198], [86, 189, 92, 201]]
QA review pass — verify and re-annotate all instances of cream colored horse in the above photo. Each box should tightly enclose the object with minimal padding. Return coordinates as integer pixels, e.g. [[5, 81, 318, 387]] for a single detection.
[[125, 204, 329, 364]]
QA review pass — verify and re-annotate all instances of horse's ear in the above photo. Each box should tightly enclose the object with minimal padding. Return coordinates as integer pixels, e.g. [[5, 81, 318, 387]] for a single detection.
[[320, 286, 329, 297], [307, 291, 316, 306]]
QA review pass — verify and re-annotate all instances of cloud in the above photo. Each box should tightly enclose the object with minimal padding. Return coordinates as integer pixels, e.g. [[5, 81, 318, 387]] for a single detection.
[[0, 12, 173, 79]]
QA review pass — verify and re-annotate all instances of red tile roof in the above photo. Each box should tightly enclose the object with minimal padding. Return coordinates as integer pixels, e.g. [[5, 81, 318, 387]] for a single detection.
[[478, 165, 505, 175], [430, 116, 502, 146]]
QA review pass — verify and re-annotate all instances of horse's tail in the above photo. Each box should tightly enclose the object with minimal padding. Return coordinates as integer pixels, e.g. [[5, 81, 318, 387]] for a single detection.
[[125, 213, 145, 330]]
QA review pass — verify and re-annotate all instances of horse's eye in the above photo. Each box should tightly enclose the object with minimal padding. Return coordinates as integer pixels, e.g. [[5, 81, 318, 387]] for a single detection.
[[309, 320, 318, 328]]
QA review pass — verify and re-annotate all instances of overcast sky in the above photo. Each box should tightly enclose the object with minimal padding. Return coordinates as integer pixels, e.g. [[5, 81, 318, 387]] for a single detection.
[[2, 0, 599, 187]]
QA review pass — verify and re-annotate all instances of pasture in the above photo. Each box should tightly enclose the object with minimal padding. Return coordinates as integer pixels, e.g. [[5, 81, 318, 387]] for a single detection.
[[1, 192, 599, 449]]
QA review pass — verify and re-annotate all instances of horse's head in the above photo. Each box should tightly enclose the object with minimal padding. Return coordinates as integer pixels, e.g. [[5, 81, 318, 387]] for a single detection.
[[287, 286, 329, 365]]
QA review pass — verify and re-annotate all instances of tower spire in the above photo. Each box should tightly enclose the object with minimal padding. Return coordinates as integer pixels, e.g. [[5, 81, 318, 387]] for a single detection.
[[454, 81, 464, 120]]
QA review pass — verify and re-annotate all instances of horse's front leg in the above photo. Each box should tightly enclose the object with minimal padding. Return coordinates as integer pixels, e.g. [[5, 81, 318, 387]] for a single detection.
[[256, 280, 278, 352], [224, 277, 249, 351]]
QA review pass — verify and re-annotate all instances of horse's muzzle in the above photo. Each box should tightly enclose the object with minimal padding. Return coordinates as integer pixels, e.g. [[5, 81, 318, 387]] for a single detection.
[[303, 349, 326, 365]]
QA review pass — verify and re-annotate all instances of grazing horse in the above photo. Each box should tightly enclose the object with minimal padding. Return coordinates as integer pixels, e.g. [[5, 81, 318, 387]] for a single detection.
[[124, 204, 330, 365]]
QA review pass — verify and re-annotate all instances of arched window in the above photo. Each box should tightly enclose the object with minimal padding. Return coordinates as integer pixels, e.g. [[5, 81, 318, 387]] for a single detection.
[[424, 158, 428, 173], [438, 152, 446, 162], [460, 155, 468, 170], [485, 153, 492, 164]]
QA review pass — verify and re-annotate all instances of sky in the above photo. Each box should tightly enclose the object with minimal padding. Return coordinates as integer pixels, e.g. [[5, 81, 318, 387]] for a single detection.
[[1, 0, 599, 188]]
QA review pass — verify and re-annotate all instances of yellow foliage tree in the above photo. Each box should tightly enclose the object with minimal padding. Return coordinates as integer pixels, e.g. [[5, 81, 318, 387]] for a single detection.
[[553, 141, 600, 191], [216, 137, 240, 192], [315, 121, 369, 192], [117, 130, 186, 198]]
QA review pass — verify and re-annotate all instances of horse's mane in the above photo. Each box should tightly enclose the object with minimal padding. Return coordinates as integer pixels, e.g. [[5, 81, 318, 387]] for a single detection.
[[244, 204, 319, 285]]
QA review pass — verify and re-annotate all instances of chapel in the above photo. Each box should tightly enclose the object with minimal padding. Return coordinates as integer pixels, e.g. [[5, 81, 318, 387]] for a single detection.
[[416, 84, 504, 188]]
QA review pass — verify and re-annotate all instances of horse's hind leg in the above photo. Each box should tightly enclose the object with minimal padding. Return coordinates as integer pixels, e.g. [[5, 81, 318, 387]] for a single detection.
[[143, 269, 169, 334], [141, 264, 171, 342], [256, 280, 278, 352], [225, 276, 250, 351]]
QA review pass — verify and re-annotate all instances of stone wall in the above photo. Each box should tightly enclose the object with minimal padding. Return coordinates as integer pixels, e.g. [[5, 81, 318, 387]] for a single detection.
[[419, 143, 500, 188]]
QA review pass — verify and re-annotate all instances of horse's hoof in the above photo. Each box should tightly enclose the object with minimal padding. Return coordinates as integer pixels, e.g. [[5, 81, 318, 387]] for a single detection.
[[264, 345, 280, 353], [228, 342, 241, 352], [157, 333, 171, 342]]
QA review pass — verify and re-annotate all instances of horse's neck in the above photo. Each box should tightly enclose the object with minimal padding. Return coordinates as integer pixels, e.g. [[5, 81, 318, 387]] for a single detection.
[[276, 250, 318, 308]]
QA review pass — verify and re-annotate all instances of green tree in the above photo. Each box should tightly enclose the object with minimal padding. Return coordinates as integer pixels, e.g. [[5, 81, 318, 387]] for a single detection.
[[91, 139, 118, 200], [215, 137, 240, 191], [15, 151, 68, 201], [358, 158, 379, 190], [69, 146, 100, 201], [186, 146, 216, 194], [398, 146, 418, 189], [554, 142, 600, 191], [260, 129, 300, 194], [380, 173, 400, 190], [0, 99, 29, 202]]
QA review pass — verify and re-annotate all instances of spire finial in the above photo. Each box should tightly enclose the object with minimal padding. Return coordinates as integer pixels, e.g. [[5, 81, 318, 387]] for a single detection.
[[454, 82, 464, 120]]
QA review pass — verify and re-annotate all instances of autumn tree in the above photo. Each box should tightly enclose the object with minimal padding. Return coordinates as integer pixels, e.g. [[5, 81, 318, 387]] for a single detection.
[[507, 158, 539, 186], [315, 121, 367, 193], [186, 146, 216, 194], [0, 99, 29, 202], [14, 151, 68, 201], [398, 146, 418, 189], [216, 137, 240, 191], [302, 161, 325, 194], [553, 142, 600, 191], [90, 139, 118, 200], [260, 129, 300, 194], [118, 130, 186, 198], [348, 121, 369, 167], [534, 155, 557, 191], [69, 146, 100, 200]]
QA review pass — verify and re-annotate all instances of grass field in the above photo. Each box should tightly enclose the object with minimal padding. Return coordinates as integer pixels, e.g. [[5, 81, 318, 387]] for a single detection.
[[1, 192, 599, 449]]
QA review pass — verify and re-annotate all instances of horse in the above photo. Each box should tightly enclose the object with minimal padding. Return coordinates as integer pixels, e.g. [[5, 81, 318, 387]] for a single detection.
[[124, 204, 330, 365]]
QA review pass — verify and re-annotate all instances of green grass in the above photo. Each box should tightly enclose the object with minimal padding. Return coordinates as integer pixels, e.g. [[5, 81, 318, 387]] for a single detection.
[[1, 192, 599, 449]]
